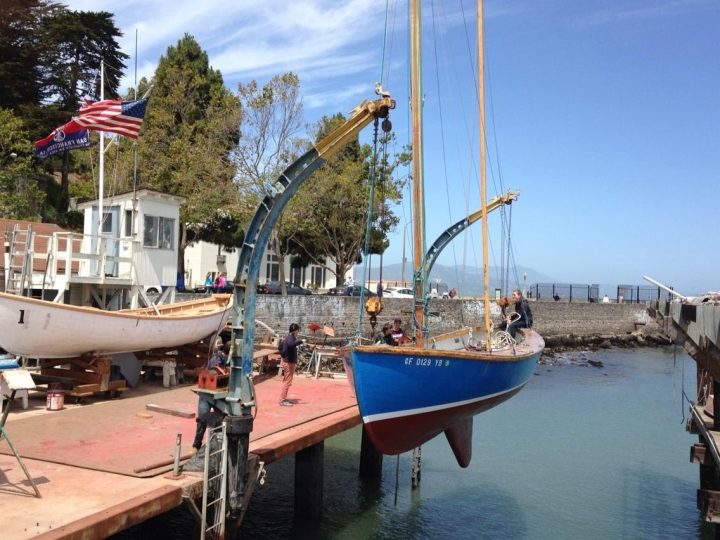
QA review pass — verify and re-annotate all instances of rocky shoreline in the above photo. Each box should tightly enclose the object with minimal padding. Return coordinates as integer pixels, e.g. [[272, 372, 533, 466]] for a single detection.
[[540, 329, 673, 366]]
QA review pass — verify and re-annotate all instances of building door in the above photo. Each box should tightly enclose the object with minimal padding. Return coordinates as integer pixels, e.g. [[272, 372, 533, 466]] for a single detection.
[[91, 205, 121, 276]]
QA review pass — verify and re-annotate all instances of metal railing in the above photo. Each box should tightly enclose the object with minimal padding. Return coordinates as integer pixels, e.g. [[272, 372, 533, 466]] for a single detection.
[[528, 283, 673, 303]]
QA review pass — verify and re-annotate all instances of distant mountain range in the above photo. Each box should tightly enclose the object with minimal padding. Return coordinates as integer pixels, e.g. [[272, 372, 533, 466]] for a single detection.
[[361, 262, 557, 296]]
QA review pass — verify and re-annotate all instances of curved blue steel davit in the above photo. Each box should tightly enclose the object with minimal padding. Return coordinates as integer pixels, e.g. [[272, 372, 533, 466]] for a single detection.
[[222, 96, 396, 417]]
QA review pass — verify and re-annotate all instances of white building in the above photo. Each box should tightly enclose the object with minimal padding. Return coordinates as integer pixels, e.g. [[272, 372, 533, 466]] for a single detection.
[[76, 188, 185, 296], [183, 241, 351, 292], [2, 189, 184, 308]]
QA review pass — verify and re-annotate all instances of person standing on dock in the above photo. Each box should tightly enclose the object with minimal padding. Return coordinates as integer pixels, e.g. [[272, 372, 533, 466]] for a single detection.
[[499, 289, 533, 339], [279, 323, 303, 407], [192, 338, 227, 452]]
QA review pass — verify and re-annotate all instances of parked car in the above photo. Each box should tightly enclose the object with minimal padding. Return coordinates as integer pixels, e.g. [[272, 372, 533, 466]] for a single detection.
[[326, 286, 348, 296], [346, 285, 376, 297], [265, 281, 313, 295], [257, 283, 271, 294], [384, 287, 414, 298]]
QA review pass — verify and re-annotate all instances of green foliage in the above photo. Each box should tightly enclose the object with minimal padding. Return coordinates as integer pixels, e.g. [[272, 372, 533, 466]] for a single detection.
[[40, 9, 128, 111], [0, 108, 46, 219], [191, 213, 245, 249], [0, 0, 54, 110], [137, 34, 246, 245], [283, 114, 409, 280]]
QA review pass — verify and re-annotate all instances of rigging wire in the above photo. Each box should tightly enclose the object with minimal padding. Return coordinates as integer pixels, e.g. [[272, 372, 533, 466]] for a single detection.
[[378, 0, 390, 86], [429, 0, 464, 321], [458, 0, 521, 295], [355, 118, 382, 338]]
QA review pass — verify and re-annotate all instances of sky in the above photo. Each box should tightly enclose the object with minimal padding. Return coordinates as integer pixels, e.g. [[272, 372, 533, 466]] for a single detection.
[[63, 0, 720, 295]]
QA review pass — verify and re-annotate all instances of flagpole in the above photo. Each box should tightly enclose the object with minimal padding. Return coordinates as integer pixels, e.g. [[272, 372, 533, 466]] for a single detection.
[[98, 59, 105, 276]]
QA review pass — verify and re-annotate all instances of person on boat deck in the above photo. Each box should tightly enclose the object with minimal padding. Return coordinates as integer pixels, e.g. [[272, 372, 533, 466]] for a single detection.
[[192, 338, 227, 452], [378, 323, 398, 346], [391, 318, 410, 344], [279, 323, 304, 407], [499, 289, 533, 339]]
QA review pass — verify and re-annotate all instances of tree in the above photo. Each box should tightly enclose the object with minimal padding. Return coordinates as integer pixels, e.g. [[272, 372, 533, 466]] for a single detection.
[[284, 114, 408, 283], [39, 9, 128, 212], [233, 73, 305, 293], [136, 35, 245, 277], [0, 108, 46, 219], [0, 0, 54, 111]]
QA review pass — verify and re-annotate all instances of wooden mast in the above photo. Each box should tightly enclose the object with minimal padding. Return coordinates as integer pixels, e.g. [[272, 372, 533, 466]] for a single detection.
[[478, 0, 492, 349], [410, 0, 426, 347]]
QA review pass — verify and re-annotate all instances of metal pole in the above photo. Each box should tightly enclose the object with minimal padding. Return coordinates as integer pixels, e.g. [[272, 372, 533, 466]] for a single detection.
[[172, 433, 181, 476]]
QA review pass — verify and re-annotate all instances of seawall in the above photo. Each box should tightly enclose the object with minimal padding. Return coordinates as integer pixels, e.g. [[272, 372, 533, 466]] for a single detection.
[[176, 293, 661, 345]]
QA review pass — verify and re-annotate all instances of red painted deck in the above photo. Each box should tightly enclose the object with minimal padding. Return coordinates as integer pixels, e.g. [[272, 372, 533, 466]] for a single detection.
[[0, 374, 359, 539]]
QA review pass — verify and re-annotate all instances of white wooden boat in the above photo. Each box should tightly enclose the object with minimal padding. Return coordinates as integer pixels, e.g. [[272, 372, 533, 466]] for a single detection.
[[0, 292, 231, 358]]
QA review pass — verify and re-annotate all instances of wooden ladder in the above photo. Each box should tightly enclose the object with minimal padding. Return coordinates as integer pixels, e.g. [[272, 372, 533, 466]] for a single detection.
[[6, 225, 32, 296]]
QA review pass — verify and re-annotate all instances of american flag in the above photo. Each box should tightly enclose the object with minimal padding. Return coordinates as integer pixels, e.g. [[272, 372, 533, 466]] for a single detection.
[[76, 98, 148, 138]]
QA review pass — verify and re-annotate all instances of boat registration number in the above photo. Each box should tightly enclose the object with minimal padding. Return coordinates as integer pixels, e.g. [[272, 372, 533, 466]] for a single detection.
[[404, 357, 450, 367]]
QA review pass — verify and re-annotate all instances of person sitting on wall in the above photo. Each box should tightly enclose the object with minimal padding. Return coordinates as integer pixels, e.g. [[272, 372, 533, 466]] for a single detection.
[[499, 289, 533, 339]]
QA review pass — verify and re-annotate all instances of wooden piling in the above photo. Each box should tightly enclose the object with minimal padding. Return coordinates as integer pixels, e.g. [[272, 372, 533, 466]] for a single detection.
[[295, 441, 324, 517], [359, 426, 383, 479]]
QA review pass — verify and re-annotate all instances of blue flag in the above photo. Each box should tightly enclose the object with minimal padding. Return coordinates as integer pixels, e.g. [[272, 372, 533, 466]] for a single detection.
[[34, 119, 90, 159]]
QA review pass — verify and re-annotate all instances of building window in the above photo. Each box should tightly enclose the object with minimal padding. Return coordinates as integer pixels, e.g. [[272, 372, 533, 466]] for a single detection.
[[310, 266, 324, 288], [289, 266, 301, 286], [101, 212, 113, 233], [143, 215, 175, 249], [266, 253, 279, 282], [124, 210, 132, 237]]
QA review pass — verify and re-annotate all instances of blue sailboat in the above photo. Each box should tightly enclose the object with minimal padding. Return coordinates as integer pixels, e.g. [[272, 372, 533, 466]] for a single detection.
[[347, 0, 544, 468]]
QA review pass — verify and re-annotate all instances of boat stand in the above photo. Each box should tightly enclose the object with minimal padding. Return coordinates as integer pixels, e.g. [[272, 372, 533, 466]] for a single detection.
[[0, 381, 41, 498]]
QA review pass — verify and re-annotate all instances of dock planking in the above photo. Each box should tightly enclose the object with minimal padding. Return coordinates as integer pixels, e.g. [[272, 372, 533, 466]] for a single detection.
[[0, 374, 358, 539]]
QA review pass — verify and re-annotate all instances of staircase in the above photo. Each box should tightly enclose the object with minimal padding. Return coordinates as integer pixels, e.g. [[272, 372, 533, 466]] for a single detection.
[[6, 225, 32, 296]]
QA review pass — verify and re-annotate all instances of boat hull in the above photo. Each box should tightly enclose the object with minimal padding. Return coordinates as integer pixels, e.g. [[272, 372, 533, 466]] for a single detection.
[[347, 330, 542, 455], [0, 292, 231, 358]]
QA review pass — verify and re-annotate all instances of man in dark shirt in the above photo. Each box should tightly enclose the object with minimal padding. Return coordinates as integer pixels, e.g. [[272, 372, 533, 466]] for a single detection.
[[279, 323, 303, 406], [500, 289, 533, 339]]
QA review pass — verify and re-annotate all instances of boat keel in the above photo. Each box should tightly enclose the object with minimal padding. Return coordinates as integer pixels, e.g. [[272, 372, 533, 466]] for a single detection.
[[444, 417, 473, 468]]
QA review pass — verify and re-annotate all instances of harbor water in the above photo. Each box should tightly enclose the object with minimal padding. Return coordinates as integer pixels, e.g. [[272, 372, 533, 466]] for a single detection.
[[115, 347, 710, 539]]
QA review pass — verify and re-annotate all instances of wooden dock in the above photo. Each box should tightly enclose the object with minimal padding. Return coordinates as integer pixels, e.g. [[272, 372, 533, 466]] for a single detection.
[[0, 374, 360, 539], [649, 299, 720, 529]]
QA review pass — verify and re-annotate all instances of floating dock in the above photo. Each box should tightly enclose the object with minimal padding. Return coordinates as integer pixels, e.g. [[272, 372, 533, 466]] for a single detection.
[[0, 374, 360, 539], [649, 298, 720, 528]]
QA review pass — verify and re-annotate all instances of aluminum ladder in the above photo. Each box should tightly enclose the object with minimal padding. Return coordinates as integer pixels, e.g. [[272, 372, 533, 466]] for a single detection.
[[6, 225, 32, 295], [201, 423, 228, 540]]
